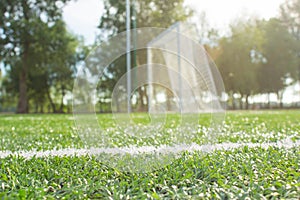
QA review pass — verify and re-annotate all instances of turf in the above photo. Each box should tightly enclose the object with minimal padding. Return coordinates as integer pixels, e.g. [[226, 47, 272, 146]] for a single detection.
[[0, 110, 299, 199]]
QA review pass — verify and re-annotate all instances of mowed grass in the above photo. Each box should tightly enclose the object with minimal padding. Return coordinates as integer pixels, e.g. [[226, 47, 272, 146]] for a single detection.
[[0, 110, 299, 199]]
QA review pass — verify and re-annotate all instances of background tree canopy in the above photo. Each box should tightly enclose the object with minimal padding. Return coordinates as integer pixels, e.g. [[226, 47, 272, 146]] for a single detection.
[[0, 0, 74, 113], [0, 0, 299, 113]]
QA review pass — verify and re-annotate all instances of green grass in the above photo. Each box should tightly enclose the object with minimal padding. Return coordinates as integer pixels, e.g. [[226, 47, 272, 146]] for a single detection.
[[0, 115, 81, 151], [0, 110, 299, 199]]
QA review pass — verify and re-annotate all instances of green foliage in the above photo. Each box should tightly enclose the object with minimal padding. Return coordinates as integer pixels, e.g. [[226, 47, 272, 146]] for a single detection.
[[216, 12, 299, 108], [98, 0, 193, 35], [0, 0, 73, 113], [258, 18, 298, 98], [280, 0, 300, 81], [280, 0, 300, 41], [215, 20, 264, 109], [217, 20, 263, 96]]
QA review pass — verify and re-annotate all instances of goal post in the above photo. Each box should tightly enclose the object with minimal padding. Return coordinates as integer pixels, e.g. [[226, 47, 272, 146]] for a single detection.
[[146, 22, 224, 114], [147, 22, 183, 113]]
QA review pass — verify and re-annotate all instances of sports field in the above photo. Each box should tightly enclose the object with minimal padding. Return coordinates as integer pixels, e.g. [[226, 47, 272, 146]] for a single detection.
[[0, 110, 299, 199]]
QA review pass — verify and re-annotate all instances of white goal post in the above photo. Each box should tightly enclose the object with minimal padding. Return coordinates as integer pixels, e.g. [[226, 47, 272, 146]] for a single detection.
[[146, 22, 223, 114]]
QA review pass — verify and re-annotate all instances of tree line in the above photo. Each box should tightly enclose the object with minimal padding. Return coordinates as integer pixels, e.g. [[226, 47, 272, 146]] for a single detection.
[[0, 0, 299, 113], [214, 17, 299, 109]]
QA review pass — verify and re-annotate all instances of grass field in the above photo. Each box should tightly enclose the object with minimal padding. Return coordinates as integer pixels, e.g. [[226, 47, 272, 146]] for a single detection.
[[0, 111, 299, 199]]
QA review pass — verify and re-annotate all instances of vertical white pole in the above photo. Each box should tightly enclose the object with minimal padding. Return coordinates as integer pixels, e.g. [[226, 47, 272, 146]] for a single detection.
[[126, 0, 131, 113], [147, 47, 152, 112], [177, 23, 182, 113]]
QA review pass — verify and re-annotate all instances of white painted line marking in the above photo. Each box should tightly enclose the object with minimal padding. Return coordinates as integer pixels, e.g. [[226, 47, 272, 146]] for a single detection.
[[0, 138, 299, 159]]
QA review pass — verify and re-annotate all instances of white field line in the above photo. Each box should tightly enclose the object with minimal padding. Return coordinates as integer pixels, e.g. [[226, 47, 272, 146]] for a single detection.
[[0, 138, 299, 159]]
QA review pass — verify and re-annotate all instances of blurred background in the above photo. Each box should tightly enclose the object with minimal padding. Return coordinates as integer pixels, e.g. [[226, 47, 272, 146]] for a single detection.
[[0, 0, 299, 113]]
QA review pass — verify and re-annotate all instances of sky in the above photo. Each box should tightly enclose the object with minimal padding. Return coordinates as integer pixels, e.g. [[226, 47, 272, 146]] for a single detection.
[[63, 0, 286, 44]]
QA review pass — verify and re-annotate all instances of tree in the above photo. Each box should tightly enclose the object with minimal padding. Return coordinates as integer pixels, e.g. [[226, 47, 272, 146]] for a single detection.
[[280, 0, 300, 41], [280, 0, 300, 99], [26, 20, 79, 113], [0, 0, 71, 113], [216, 20, 264, 109], [45, 21, 79, 113], [257, 18, 297, 108], [99, 0, 193, 34]]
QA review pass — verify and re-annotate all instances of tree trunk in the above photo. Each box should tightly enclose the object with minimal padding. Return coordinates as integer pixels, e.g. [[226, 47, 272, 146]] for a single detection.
[[34, 102, 38, 113], [267, 93, 271, 109], [47, 89, 56, 113], [231, 92, 236, 110], [245, 94, 250, 110], [17, 1, 30, 114], [239, 94, 243, 110], [17, 43, 29, 113], [277, 91, 283, 109], [59, 102, 64, 113], [40, 104, 44, 113], [59, 85, 65, 113]]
